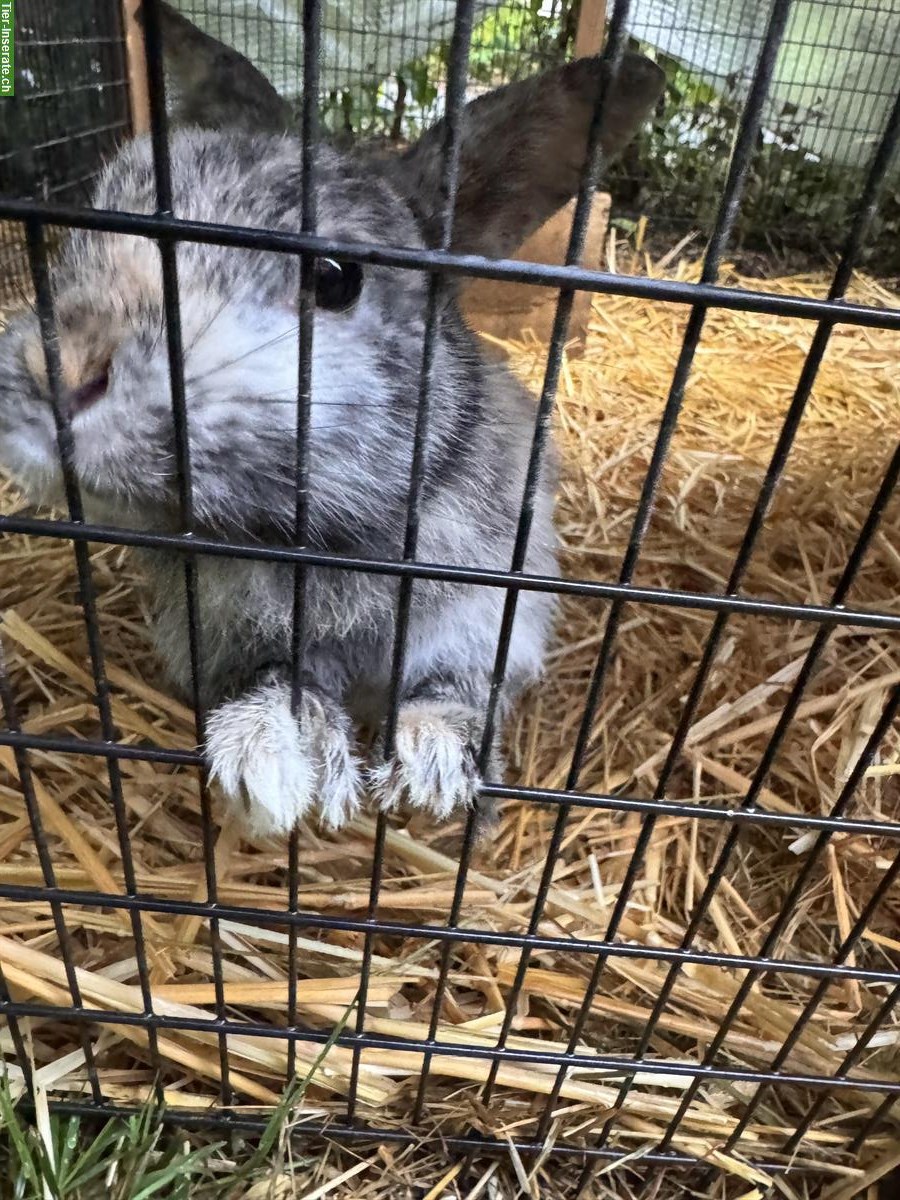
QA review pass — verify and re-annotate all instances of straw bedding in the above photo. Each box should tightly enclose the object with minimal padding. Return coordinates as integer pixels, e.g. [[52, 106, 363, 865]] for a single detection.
[[0, 250, 898, 1199]]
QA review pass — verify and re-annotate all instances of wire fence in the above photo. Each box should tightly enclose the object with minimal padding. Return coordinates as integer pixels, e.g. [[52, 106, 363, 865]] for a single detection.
[[173, 0, 900, 267], [176, 0, 570, 138], [1, 0, 900, 306], [0, 1, 132, 310], [614, 0, 900, 265], [0, 0, 899, 1193]]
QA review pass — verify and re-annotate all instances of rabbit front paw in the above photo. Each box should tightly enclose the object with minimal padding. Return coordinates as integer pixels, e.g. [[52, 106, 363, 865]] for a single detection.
[[369, 700, 487, 820], [205, 681, 363, 835]]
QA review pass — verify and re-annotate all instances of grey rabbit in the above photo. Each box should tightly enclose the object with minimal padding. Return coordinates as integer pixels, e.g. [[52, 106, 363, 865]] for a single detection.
[[0, 11, 664, 835]]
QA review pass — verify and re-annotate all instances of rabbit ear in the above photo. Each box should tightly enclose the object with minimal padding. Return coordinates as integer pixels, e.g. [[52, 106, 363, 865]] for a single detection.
[[392, 53, 665, 258], [140, 1, 292, 133]]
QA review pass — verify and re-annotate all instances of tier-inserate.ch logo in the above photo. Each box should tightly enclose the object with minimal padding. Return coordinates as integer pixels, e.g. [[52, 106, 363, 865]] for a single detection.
[[1, 0, 13, 98]]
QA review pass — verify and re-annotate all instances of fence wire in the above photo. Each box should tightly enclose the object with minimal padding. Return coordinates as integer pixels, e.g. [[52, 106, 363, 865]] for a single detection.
[[0, 0, 899, 1193]]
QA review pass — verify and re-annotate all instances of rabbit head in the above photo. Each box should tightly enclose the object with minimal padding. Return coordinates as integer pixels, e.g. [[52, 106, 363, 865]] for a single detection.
[[0, 39, 663, 550]]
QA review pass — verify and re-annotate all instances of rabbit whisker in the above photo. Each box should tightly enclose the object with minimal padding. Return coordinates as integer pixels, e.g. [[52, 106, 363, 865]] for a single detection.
[[247, 396, 403, 409], [184, 322, 302, 383], [184, 294, 236, 357]]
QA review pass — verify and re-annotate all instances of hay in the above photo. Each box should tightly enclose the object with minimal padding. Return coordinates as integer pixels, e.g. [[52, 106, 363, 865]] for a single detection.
[[1, 247, 899, 1199]]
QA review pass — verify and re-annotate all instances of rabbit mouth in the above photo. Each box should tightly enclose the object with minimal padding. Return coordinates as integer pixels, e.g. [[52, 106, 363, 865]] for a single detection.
[[66, 368, 110, 420]]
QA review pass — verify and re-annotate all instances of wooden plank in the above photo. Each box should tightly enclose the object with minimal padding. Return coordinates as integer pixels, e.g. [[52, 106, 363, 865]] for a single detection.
[[574, 0, 608, 58], [121, 0, 150, 135]]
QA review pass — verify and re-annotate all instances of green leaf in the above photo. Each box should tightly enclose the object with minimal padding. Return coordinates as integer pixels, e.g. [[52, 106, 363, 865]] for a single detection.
[[216, 1001, 356, 1196], [0, 1075, 42, 1196], [62, 1116, 127, 1188], [131, 1143, 223, 1200]]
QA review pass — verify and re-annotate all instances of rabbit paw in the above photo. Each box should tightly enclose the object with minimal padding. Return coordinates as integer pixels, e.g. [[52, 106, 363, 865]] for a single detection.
[[205, 682, 363, 835], [369, 700, 484, 820]]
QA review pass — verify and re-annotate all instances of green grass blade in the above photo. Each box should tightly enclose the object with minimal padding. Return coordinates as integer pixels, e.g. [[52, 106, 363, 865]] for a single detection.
[[0, 1074, 42, 1196], [64, 1119, 128, 1189], [53, 1115, 81, 1187], [217, 998, 357, 1195], [130, 1142, 223, 1200]]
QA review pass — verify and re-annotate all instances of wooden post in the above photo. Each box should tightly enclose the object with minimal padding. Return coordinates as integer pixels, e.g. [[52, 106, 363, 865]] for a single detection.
[[574, 0, 607, 59], [121, 0, 151, 135]]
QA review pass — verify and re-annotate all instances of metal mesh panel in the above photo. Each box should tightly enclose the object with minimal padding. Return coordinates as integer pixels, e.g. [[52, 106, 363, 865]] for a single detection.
[[176, 0, 572, 139], [616, 0, 900, 263], [173, 0, 900, 267], [0, 0, 898, 1193], [0, 1, 132, 309]]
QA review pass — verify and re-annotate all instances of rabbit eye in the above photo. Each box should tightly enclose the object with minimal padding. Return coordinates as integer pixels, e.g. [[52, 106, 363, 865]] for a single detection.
[[314, 258, 363, 312], [67, 363, 111, 418]]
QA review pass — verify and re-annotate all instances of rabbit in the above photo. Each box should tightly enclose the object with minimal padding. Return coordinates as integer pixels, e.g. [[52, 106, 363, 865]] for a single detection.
[[0, 20, 664, 837]]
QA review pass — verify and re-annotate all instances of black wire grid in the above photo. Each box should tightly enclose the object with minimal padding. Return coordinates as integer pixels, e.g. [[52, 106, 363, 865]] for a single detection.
[[179, 0, 567, 137], [0, 0, 899, 1191], [0, 2, 132, 310], [618, 0, 900, 244], [1, 0, 898, 306], [178, 0, 900, 266]]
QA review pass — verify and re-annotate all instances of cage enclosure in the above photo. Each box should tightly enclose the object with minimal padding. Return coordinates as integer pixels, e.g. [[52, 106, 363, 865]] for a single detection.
[[0, 1, 899, 1198]]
